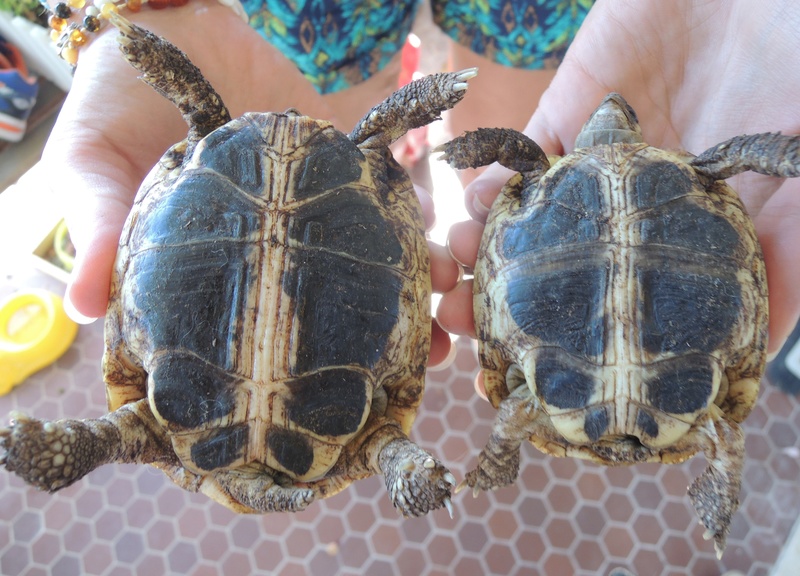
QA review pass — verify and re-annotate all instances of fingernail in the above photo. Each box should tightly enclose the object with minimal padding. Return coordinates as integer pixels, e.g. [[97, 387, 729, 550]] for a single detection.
[[428, 335, 458, 372], [471, 193, 490, 219], [443, 241, 469, 281], [63, 294, 99, 325]]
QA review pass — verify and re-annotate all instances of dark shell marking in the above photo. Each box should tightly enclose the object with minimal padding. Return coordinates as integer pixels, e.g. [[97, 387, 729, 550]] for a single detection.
[[121, 114, 411, 480], [489, 145, 751, 446], [438, 92, 787, 557]]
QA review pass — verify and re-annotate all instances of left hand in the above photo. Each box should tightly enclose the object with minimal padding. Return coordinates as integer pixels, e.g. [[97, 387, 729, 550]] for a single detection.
[[417, 186, 461, 369]]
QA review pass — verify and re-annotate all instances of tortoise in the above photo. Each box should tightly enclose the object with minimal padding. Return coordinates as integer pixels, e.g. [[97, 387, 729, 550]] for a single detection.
[[436, 93, 800, 556], [0, 15, 474, 516]]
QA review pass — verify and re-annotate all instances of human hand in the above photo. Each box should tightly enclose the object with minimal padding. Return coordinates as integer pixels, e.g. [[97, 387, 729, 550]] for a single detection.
[[38, 0, 456, 367], [40, 1, 331, 321], [438, 0, 800, 373]]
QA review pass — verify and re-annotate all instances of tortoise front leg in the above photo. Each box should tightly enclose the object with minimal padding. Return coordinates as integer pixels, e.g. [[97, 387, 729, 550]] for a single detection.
[[686, 405, 745, 559], [691, 132, 800, 180], [110, 14, 232, 148], [434, 127, 550, 177], [350, 68, 477, 149], [1, 399, 175, 492]]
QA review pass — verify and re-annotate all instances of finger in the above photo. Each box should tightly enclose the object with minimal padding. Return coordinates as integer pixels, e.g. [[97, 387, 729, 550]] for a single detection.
[[414, 184, 436, 232], [447, 219, 484, 270], [519, 90, 572, 155], [755, 186, 800, 354], [435, 279, 476, 338], [429, 241, 462, 294], [428, 320, 457, 371], [63, 191, 131, 322], [474, 370, 488, 401], [43, 133, 156, 321], [463, 162, 516, 222], [21, 152, 134, 322]]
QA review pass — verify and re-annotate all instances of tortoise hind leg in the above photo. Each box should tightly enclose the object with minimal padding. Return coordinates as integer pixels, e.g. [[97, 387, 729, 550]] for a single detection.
[[378, 432, 456, 517], [686, 405, 745, 559], [201, 470, 315, 513], [691, 132, 800, 180], [1, 399, 174, 492], [343, 415, 456, 517], [109, 13, 231, 147], [350, 68, 477, 149], [459, 384, 539, 495], [434, 128, 550, 181]]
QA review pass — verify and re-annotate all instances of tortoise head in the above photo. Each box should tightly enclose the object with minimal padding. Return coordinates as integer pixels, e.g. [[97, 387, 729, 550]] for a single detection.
[[574, 93, 643, 149]]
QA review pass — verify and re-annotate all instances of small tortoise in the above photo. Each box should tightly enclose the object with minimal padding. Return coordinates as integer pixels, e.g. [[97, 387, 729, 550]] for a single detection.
[[437, 93, 800, 556], [0, 16, 475, 516]]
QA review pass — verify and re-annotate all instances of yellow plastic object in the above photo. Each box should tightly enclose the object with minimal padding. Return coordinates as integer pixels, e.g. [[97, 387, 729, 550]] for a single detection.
[[0, 290, 79, 395], [53, 219, 75, 272]]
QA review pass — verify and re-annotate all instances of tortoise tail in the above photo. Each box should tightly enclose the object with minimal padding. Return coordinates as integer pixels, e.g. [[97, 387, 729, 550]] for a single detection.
[[110, 13, 231, 148]]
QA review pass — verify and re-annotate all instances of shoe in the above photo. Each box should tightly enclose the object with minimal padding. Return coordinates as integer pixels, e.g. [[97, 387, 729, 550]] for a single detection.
[[0, 37, 38, 143], [767, 319, 800, 395]]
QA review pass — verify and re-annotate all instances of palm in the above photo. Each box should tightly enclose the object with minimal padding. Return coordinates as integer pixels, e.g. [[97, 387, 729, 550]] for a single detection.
[[37, 4, 330, 319], [442, 0, 800, 353], [34, 4, 456, 365]]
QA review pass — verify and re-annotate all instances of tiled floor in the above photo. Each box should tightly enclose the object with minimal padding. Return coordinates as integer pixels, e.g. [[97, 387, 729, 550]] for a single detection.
[[1, 268, 799, 576], [3, 4, 800, 572]]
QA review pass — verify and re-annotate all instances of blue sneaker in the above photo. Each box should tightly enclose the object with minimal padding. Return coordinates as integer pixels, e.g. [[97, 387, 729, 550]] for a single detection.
[[0, 37, 38, 143]]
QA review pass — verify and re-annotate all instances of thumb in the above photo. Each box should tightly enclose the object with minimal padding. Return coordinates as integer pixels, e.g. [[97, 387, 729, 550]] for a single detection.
[[462, 101, 567, 221], [63, 177, 132, 323], [41, 134, 160, 323], [463, 162, 516, 222], [52, 147, 138, 322]]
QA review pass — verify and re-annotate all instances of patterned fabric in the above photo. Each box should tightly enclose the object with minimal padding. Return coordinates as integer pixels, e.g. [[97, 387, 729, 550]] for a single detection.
[[432, 0, 595, 69], [242, 0, 420, 94], [241, 0, 595, 94]]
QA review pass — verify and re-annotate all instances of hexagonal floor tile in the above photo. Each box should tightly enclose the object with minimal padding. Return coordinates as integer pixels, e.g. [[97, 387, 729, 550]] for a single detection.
[[2, 268, 799, 576]]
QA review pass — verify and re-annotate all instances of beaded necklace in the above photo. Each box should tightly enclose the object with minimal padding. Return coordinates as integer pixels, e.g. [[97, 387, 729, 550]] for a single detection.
[[40, 0, 247, 66]]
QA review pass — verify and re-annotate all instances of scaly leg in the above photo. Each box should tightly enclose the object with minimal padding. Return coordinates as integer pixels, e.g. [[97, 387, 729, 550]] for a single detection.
[[434, 127, 550, 176], [458, 387, 539, 496], [109, 13, 232, 147], [344, 415, 456, 517], [1, 399, 174, 492], [691, 132, 800, 180], [686, 405, 745, 559], [350, 69, 477, 149]]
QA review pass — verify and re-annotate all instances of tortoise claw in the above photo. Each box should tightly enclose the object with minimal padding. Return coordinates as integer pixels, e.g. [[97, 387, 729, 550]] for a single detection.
[[451, 67, 478, 92], [381, 442, 455, 517], [443, 496, 454, 519]]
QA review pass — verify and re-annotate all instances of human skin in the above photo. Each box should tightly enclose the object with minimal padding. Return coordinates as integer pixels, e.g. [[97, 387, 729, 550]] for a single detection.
[[436, 0, 800, 391], [37, 0, 461, 366]]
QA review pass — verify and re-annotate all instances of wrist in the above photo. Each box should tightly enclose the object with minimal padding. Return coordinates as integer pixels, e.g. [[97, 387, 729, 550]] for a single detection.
[[42, 0, 247, 66]]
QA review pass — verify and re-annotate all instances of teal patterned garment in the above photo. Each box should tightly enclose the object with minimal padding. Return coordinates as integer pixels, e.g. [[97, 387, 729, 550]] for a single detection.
[[242, 0, 420, 94], [432, 0, 595, 69], [242, 0, 594, 94]]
